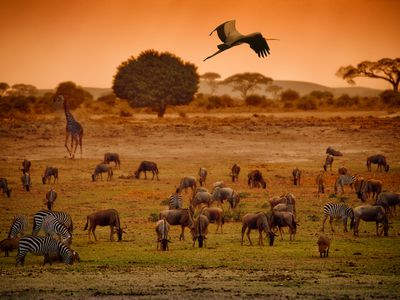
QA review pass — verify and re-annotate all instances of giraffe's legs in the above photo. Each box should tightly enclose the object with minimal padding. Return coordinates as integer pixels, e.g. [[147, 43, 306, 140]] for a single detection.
[[79, 133, 83, 158], [65, 132, 72, 157], [70, 135, 75, 159]]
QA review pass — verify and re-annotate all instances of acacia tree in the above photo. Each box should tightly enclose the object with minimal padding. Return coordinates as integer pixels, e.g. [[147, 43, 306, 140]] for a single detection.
[[55, 81, 93, 110], [0, 82, 9, 96], [200, 72, 221, 95], [336, 58, 400, 92], [222, 72, 272, 100], [113, 50, 199, 117]]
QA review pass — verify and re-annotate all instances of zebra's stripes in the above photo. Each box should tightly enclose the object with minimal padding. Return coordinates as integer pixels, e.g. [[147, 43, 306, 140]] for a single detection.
[[32, 210, 73, 236], [42, 215, 72, 245], [334, 174, 357, 194], [16, 235, 74, 266], [169, 191, 183, 209], [322, 202, 354, 232], [8, 215, 28, 238]]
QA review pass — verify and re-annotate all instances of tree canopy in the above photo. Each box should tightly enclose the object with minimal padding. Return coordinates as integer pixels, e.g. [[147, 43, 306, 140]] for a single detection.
[[200, 72, 221, 95], [113, 50, 199, 117], [336, 58, 400, 92], [222, 72, 272, 100], [55, 81, 93, 110]]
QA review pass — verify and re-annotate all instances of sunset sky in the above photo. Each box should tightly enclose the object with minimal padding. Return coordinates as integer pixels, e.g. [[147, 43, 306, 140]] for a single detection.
[[0, 0, 399, 90]]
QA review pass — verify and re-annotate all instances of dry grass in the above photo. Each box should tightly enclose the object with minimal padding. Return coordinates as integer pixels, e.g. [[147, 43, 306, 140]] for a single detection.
[[0, 111, 399, 299]]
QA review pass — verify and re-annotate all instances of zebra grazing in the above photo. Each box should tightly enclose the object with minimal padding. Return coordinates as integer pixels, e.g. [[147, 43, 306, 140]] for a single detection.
[[334, 174, 357, 195], [16, 236, 77, 266], [32, 210, 73, 236], [198, 167, 208, 187], [0, 178, 11, 197], [168, 188, 183, 209], [231, 164, 240, 182], [42, 167, 59, 184], [20, 173, 31, 191], [321, 202, 354, 232], [8, 216, 28, 238], [367, 154, 389, 172], [103, 152, 121, 169], [323, 155, 334, 171], [42, 215, 72, 245], [45, 188, 57, 210], [292, 167, 301, 186]]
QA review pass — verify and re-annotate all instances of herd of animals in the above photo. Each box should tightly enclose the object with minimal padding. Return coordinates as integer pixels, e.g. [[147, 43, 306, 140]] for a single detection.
[[0, 147, 398, 265], [0, 97, 398, 263]]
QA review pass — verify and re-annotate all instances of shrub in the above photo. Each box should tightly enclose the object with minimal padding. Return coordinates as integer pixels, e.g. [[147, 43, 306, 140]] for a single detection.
[[296, 97, 317, 110], [281, 89, 300, 101], [12, 96, 31, 113], [380, 90, 400, 106], [120, 110, 132, 117], [97, 93, 117, 106], [245, 94, 266, 106]]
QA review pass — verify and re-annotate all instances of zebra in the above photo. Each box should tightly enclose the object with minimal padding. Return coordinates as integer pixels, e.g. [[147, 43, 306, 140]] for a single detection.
[[32, 210, 73, 236], [16, 235, 77, 266], [8, 215, 28, 238], [334, 174, 357, 195], [168, 188, 183, 209], [42, 215, 72, 245], [321, 202, 354, 232]]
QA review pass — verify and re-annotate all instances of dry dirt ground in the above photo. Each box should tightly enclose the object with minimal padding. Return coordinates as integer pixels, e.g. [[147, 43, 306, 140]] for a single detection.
[[0, 110, 399, 299]]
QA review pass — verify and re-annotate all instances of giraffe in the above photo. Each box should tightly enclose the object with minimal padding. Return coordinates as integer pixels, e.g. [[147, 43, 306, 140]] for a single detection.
[[54, 95, 83, 159]]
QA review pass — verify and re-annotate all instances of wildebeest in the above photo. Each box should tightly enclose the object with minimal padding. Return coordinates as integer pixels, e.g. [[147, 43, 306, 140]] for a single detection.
[[191, 191, 212, 210], [357, 179, 383, 202], [247, 170, 267, 189], [198, 167, 208, 187], [155, 218, 170, 251], [21, 173, 31, 191], [83, 209, 125, 241], [241, 212, 275, 246], [315, 173, 325, 198], [134, 161, 159, 180], [0, 237, 19, 257], [21, 159, 31, 174], [179, 176, 197, 193], [323, 155, 334, 171], [191, 214, 209, 248], [268, 193, 296, 217], [212, 187, 240, 209], [326, 146, 343, 156], [317, 235, 330, 258], [103, 152, 121, 169], [352, 205, 388, 237], [92, 163, 113, 181], [42, 167, 58, 184], [376, 192, 400, 215], [366, 154, 389, 172], [231, 163, 240, 182], [0, 178, 11, 197], [159, 208, 194, 240], [270, 211, 297, 241], [45, 188, 57, 210], [292, 167, 301, 186], [201, 207, 224, 233]]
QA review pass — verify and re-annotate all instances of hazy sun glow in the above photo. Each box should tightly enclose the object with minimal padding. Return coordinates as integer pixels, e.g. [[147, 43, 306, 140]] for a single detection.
[[0, 0, 399, 90]]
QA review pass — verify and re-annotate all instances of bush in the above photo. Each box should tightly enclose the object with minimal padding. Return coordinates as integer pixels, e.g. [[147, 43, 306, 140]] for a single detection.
[[245, 94, 266, 106], [97, 93, 117, 106], [281, 89, 300, 101], [335, 94, 359, 107], [296, 97, 317, 110], [194, 95, 235, 109], [380, 90, 400, 106], [12, 96, 31, 113]]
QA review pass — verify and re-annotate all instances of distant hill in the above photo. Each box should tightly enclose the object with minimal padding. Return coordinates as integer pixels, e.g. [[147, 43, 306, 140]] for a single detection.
[[199, 80, 383, 98], [38, 80, 382, 99]]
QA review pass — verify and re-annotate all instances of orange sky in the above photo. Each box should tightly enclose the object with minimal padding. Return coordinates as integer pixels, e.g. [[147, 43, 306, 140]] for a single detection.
[[0, 0, 399, 90]]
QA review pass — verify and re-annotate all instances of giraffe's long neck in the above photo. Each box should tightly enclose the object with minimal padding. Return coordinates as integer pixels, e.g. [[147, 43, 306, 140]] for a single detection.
[[63, 100, 76, 125]]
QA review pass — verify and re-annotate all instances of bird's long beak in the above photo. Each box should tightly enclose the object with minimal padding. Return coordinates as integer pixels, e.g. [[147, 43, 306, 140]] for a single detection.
[[266, 38, 280, 41]]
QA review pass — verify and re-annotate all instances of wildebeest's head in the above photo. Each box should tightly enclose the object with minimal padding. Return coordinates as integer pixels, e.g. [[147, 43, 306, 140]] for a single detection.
[[262, 181, 267, 189], [5, 188, 11, 198], [267, 231, 276, 246], [382, 218, 389, 237], [385, 165, 390, 172], [116, 227, 126, 241], [42, 176, 46, 185], [158, 238, 170, 251], [323, 164, 327, 171], [91, 174, 96, 182], [134, 171, 140, 179]]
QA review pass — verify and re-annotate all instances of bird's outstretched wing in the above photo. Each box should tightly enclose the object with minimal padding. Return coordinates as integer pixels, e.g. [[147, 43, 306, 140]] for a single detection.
[[237, 33, 270, 58], [209, 20, 242, 44]]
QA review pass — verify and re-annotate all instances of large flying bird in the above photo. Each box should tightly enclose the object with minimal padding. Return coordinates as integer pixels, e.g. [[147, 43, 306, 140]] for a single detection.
[[204, 20, 277, 61]]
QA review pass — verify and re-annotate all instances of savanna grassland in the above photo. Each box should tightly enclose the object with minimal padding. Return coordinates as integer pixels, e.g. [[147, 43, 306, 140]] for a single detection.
[[0, 111, 399, 299]]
